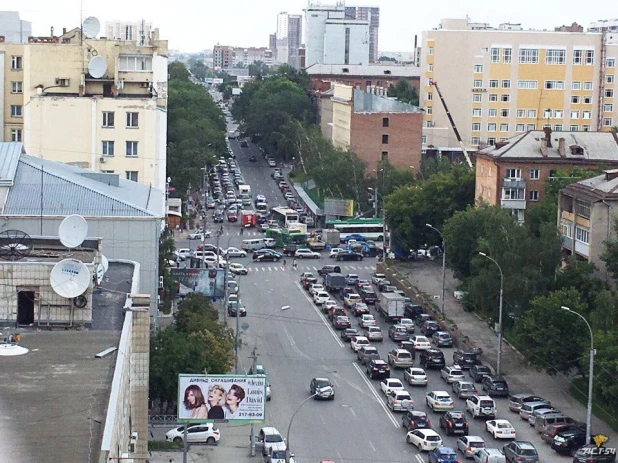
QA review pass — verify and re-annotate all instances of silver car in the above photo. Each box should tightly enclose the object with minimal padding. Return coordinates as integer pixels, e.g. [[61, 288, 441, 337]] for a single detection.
[[364, 326, 384, 342], [452, 380, 479, 399], [456, 435, 486, 458]]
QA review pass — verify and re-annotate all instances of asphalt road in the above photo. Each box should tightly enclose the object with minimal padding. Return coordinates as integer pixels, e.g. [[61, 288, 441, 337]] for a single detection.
[[171, 121, 570, 462]]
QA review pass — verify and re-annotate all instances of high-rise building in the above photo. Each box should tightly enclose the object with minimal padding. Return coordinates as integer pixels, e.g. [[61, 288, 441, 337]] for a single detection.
[[304, 3, 369, 67], [269, 33, 277, 53], [276, 12, 302, 68], [105, 19, 152, 45], [0, 11, 31, 43], [345, 6, 379, 63], [421, 18, 618, 154]]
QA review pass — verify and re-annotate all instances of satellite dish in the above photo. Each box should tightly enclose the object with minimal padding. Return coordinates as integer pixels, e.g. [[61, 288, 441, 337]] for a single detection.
[[50, 259, 91, 298], [59, 215, 88, 248], [82, 16, 100, 38], [96, 264, 105, 285], [88, 56, 107, 79], [0, 230, 33, 261], [101, 254, 109, 272]]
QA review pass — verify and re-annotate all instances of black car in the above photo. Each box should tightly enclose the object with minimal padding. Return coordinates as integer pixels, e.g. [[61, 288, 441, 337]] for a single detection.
[[439, 411, 469, 436], [310, 377, 335, 400], [366, 359, 390, 379], [214, 212, 225, 223], [469, 364, 492, 383], [421, 320, 439, 337], [340, 328, 359, 342], [252, 249, 282, 262], [482, 375, 509, 397], [402, 410, 431, 431], [318, 265, 342, 276], [572, 445, 616, 463], [453, 349, 478, 369], [419, 348, 445, 369], [336, 251, 363, 261], [359, 287, 378, 304], [552, 428, 587, 456], [227, 303, 247, 317], [282, 244, 299, 256], [404, 303, 424, 319]]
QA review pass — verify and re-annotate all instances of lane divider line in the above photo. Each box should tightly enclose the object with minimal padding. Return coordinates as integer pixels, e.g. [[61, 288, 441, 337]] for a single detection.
[[296, 281, 344, 348], [352, 362, 399, 428]]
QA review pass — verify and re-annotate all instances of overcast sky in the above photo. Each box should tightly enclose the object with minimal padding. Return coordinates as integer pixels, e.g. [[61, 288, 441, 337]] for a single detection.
[[16, 0, 613, 53]]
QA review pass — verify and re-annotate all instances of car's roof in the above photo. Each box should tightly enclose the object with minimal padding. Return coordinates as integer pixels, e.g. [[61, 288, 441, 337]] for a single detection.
[[514, 441, 536, 449], [476, 395, 494, 400], [313, 377, 330, 382], [372, 359, 387, 364], [260, 426, 281, 435], [435, 447, 456, 454], [386, 378, 403, 383], [463, 435, 485, 442], [417, 428, 440, 436], [492, 419, 512, 424], [353, 336, 368, 341], [431, 390, 450, 395]]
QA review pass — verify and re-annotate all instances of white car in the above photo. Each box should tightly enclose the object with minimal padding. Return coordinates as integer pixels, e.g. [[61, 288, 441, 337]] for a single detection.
[[296, 248, 320, 259], [176, 248, 192, 259], [309, 283, 324, 296], [398, 318, 415, 332], [484, 419, 516, 439], [406, 428, 443, 451], [380, 378, 405, 395], [166, 423, 220, 444], [359, 314, 376, 328], [188, 231, 211, 240], [350, 336, 370, 352], [204, 256, 227, 267], [329, 248, 344, 258], [228, 262, 248, 275], [404, 367, 429, 386], [268, 159, 277, 167], [371, 273, 386, 284], [323, 300, 338, 312], [441, 366, 466, 384], [225, 247, 247, 258], [313, 290, 330, 305], [426, 390, 455, 412], [410, 335, 432, 351]]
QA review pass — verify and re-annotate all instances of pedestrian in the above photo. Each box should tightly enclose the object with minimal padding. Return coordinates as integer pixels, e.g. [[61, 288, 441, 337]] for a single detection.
[[292, 258, 297, 270], [239, 227, 244, 235], [282, 259, 287, 269], [219, 225, 224, 234]]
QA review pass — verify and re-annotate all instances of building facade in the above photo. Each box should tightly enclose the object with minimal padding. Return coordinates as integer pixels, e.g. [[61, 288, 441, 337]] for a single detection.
[[0, 11, 31, 44], [0, 27, 168, 209], [475, 129, 618, 222], [276, 12, 302, 68], [345, 6, 380, 63], [105, 20, 153, 44], [213, 45, 272, 70], [421, 18, 618, 154]]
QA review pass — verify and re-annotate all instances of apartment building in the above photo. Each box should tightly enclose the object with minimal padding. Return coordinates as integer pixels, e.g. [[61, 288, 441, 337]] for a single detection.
[[0, 26, 168, 211], [0, 11, 31, 43], [276, 12, 302, 68], [213, 45, 273, 70], [475, 128, 618, 222], [105, 19, 153, 44], [344, 6, 380, 63], [421, 18, 618, 154]]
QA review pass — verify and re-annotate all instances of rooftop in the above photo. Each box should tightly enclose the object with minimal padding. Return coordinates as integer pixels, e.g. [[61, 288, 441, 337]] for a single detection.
[[353, 88, 423, 114], [0, 237, 99, 263], [563, 169, 618, 200], [305, 63, 421, 78]]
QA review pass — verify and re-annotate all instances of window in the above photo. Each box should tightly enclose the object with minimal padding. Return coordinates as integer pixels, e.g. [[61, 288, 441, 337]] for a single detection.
[[571, 96, 580, 104], [11, 81, 22, 93], [473, 79, 483, 89], [583, 96, 592, 104], [118, 55, 152, 71], [472, 108, 482, 117], [585, 50, 594, 65], [381, 151, 388, 160], [472, 93, 482, 102], [489, 94, 498, 102], [380, 134, 390, 144], [604, 118, 614, 127], [527, 123, 536, 131], [491, 48, 500, 63], [605, 89, 614, 98], [554, 124, 563, 131], [549, 170, 557, 179], [426, 92, 433, 100], [425, 107, 433, 115], [489, 79, 499, 88], [576, 200, 591, 219], [472, 123, 481, 131], [126, 171, 139, 182], [570, 110, 580, 119], [471, 136, 481, 146], [101, 170, 115, 174], [527, 109, 537, 118], [102, 111, 115, 128], [575, 226, 590, 244], [607, 75, 615, 84], [102, 141, 115, 156], [428, 64, 433, 71], [543, 109, 552, 119], [365, 80, 372, 87], [427, 47, 433, 55], [573, 49, 582, 65], [488, 109, 497, 117], [501, 109, 510, 117], [530, 168, 540, 179], [517, 80, 538, 89], [426, 78, 433, 86], [544, 80, 565, 90], [502, 79, 511, 88], [608, 58, 616, 68], [126, 112, 139, 128], [503, 188, 525, 200], [10, 105, 22, 117], [582, 125, 591, 131], [583, 81, 593, 90], [554, 110, 564, 118], [487, 137, 496, 145], [487, 123, 496, 131], [546, 49, 566, 64], [474, 64, 484, 73], [569, 124, 579, 131], [501, 94, 510, 102], [516, 109, 526, 118], [421, 135, 427, 144], [529, 190, 539, 201], [500, 123, 509, 131], [519, 48, 539, 64], [583, 111, 592, 119], [542, 124, 551, 129], [10, 129, 22, 142], [10, 56, 22, 70], [382, 117, 389, 127], [503, 48, 512, 63], [604, 104, 614, 112], [516, 123, 525, 131], [126, 141, 139, 156], [572, 81, 581, 90], [505, 168, 522, 179], [560, 220, 573, 238]]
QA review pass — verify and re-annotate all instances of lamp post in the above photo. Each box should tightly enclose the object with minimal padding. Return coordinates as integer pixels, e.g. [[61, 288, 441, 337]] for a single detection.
[[250, 305, 291, 456], [561, 305, 594, 445], [286, 393, 318, 462], [426, 224, 446, 315], [368, 187, 387, 247], [479, 252, 504, 375]]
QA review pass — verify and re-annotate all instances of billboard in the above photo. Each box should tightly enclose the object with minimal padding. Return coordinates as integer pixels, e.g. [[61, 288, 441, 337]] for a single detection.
[[324, 198, 354, 217], [178, 374, 266, 423], [170, 268, 225, 299]]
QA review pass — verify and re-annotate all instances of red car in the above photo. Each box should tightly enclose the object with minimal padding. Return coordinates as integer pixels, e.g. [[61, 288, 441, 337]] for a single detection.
[[226, 212, 238, 222], [352, 302, 370, 317]]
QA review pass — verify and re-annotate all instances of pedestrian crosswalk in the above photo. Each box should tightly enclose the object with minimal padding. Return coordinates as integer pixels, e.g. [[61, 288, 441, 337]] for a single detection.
[[241, 264, 377, 273]]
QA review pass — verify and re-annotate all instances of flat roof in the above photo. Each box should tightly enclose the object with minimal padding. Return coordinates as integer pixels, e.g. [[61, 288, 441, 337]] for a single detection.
[[306, 63, 421, 78]]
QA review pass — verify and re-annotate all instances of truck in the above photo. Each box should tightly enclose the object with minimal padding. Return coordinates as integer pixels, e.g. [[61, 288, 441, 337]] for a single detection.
[[378, 293, 406, 323], [307, 237, 327, 251], [241, 210, 257, 228], [239, 184, 251, 197], [322, 229, 341, 246], [323, 273, 346, 292]]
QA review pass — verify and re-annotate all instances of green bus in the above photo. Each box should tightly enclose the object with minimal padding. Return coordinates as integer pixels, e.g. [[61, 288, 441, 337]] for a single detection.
[[325, 218, 385, 241], [265, 228, 307, 248]]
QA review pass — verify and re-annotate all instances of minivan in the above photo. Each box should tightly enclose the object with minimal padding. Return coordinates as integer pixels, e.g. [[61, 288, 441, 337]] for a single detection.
[[242, 239, 266, 251], [519, 401, 554, 421], [528, 407, 560, 426], [534, 413, 575, 432], [508, 393, 549, 412]]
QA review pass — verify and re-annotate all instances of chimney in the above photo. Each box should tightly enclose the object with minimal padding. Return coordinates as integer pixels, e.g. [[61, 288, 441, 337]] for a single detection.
[[558, 138, 566, 157], [540, 138, 548, 156], [63, 27, 67, 35], [605, 169, 618, 181], [543, 127, 553, 147], [50, 26, 54, 37]]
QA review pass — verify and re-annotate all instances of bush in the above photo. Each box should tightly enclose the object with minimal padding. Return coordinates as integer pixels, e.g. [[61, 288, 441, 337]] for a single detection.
[[148, 440, 183, 451]]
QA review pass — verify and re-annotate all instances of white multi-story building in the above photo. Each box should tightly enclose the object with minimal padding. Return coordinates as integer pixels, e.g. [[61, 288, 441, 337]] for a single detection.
[[345, 6, 380, 63], [105, 20, 152, 45], [276, 12, 302, 68], [0, 11, 31, 44]]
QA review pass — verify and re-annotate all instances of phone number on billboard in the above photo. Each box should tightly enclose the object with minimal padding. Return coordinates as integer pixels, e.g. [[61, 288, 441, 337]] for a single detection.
[[238, 412, 263, 418]]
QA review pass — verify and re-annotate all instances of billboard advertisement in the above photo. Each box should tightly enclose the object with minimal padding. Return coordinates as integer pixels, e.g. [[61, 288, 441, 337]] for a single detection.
[[170, 268, 225, 300], [324, 198, 354, 217], [178, 374, 266, 423]]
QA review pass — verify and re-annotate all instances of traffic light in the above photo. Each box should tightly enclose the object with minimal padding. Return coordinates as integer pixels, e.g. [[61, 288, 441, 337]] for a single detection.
[[367, 190, 375, 204]]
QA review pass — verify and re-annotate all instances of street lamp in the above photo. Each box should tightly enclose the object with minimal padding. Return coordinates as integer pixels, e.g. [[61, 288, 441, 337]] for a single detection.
[[479, 252, 504, 376], [426, 224, 446, 315], [561, 305, 594, 445], [286, 393, 318, 462]]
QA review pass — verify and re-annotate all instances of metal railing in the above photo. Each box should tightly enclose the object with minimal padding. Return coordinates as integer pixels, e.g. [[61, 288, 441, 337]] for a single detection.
[[148, 414, 178, 427]]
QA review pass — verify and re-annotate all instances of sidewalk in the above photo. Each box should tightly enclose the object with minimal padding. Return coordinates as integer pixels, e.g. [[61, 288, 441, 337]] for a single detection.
[[390, 259, 617, 439]]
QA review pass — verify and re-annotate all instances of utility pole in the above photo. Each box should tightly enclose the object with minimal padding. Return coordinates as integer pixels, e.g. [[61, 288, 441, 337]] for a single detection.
[[249, 346, 259, 456]]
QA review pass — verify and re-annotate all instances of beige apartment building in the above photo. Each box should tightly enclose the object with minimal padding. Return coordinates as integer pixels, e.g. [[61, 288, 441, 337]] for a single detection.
[[421, 18, 618, 154], [0, 27, 168, 206]]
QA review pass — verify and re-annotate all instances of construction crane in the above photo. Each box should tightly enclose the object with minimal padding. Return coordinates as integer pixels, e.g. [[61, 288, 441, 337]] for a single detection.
[[431, 81, 473, 169]]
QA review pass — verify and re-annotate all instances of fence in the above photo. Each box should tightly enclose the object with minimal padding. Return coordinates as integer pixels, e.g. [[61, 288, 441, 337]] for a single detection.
[[149, 415, 179, 427]]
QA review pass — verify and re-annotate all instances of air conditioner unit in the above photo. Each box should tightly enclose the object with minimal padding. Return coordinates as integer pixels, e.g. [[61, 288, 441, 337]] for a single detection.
[[55, 77, 70, 87], [159, 276, 164, 289], [129, 432, 138, 452], [99, 156, 106, 163], [140, 82, 150, 88]]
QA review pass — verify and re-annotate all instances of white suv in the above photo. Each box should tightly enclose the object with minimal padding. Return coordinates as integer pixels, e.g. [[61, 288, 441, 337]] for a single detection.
[[258, 427, 287, 456], [466, 395, 496, 419]]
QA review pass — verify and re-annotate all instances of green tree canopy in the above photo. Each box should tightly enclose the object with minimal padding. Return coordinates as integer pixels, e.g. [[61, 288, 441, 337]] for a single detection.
[[387, 78, 419, 106], [168, 61, 190, 82]]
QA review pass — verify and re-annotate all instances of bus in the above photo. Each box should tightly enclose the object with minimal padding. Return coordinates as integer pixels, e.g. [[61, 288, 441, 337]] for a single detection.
[[325, 218, 385, 241], [270, 207, 299, 228], [265, 228, 308, 248]]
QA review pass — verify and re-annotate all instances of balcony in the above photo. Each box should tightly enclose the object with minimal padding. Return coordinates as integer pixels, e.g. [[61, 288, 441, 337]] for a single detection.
[[501, 198, 527, 210], [503, 178, 526, 189]]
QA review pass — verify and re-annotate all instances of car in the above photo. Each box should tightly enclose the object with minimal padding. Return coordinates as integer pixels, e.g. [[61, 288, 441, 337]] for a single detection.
[[410, 335, 432, 351], [322, 299, 339, 314], [398, 318, 415, 333], [371, 273, 386, 284], [456, 435, 487, 458], [227, 280, 239, 294], [345, 273, 359, 285], [380, 378, 405, 395], [377, 280, 392, 292], [313, 290, 330, 305], [328, 307, 346, 321], [227, 301, 247, 317], [359, 314, 377, 329], [355, 279, 371, 290], [300, 272, 315, 283], [225, 247, 248, 258], [381, 285, 397, 293], [432, 331, 454, 347], [264, 445, 287, 463], [428, 447, 459, 463], [441, 366, 466, 384], [572, 445, 617, 463], [540, 423, 584, 444], [214, 212, 225, 223], [257, 427, 287, 457], [352, 302, 370, 317], [344, 293, 362, 309], [336, 251, 363, 261], [364, 326, 384, 342], [440, 411, 470, 436], [406, 428, 443, 452], [466, 395, 497, 419], [405, 303, 424, 319], [340, 327, 359, 342], [282, 244, 300, 256], [503, 441, 539, 462], [333, 315, 351, 330], [188, 231, 212, 240], [295, 248, 320, 259], [426, 391, 455, 412], [453, 350, 479, 369], [420, 348, 446, 369], [340, 234, 366, 243], [522, 404, 557, 424], [453, 380, 479, 399], [268, 159, 277, 167], [388, 389, 414, 411], [253, 249, 282, 262], [228, 262, 248, 275], [473, 448, 506, 463], [303, 277, 318, 290], [227, 211, 238, 222], [166, 423, 220, 444], [404, 367, 429, 386], [508, 394, 549, 413], [310, 377, 335, 400], [309, 283, 325, 296], [318, 265, 342, 276], [482, 376, 509, 397], [357, 345, 380, 364], [470, 365, 493, 383], [366, 359, 390, 379], [387, 349, 414, 369], [485, 420, 516, 440], [402, 410, 431, 431], [359, 287, 378, 304], [350, 336, 370, 352], [329, 247, 344, 258], [388, 324, 410, 341], [421, 320, 440, 337]]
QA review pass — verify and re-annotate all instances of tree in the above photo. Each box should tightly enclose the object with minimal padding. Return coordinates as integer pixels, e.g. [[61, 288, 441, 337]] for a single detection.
[[272, 64, 312, 91], [387, 78, 419, 106], [556, 258, 607, 310], [188, 58, 208, 82], [248, 61, 270, 78], [168, 61, 190, 82], [158, 229, 176, 311], [591, 290, 618, 333], [601, 218, 618, 280]]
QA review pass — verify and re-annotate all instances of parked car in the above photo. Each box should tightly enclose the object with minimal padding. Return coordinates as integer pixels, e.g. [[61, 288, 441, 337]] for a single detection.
[[508, 394, 549, 413], [485, 420, 516, 439], [540, 423, 584, 444], [439, 410, 470, 436], [482, 376, 509, 397], [166, 423, 220, 444]]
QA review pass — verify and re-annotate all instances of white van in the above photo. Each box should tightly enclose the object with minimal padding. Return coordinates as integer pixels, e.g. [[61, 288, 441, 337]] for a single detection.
[[242, 239, 266, 251], [239, 184, 251, 196]]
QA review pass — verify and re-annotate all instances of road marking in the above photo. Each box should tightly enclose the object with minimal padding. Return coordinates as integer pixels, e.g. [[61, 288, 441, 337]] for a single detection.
[[268, 267, 272, 271], [312, 266, 318, 270], [283, 324, 313, 361], [274, 267, 278, 271], [352, 362, 399, 428], [415, 455, 424, 463], [261, 267, 266, 271], [320, 414, 326, 425], [349, 408, 357, 418], [368, 440, 376, 452], [296, 282, 344, 348]]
